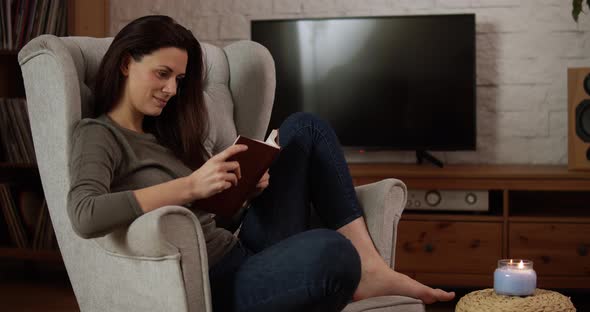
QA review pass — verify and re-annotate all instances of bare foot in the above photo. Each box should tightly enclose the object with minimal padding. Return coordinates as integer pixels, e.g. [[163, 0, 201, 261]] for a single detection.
[[418, 287, 456, 304], [352, 260, 455, 304], [337, 218, 454, 304]]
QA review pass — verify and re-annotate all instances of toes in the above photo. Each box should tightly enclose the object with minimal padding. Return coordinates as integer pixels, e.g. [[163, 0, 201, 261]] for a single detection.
[[435, 289, 455, 301]]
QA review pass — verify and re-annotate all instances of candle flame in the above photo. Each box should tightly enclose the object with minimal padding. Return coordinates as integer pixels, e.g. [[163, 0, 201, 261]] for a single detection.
[[518, 260, 524, 269]]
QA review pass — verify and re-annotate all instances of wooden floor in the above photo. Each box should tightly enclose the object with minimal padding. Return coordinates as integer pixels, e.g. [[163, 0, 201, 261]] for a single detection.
[[0, 279, 79, 311], [0, 262, 588, 311], [0, 277, 458, 312], [0, 262, 79, 311]]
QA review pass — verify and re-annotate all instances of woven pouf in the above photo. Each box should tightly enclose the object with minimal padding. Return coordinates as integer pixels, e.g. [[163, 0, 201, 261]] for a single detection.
[[455, 288, 576, 312]]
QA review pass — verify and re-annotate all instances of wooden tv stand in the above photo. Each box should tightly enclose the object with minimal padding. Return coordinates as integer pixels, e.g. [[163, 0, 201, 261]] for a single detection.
[[349, 164, 590, 289]]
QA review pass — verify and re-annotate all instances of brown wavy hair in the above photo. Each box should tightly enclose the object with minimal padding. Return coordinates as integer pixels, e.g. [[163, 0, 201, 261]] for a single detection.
[[94, 15, 208, 169]]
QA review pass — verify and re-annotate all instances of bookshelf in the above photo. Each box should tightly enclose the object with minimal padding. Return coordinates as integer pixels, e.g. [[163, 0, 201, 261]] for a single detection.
[[0, 0, 109, 262]]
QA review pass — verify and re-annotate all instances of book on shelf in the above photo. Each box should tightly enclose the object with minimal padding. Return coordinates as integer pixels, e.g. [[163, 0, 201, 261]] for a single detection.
[[0, 98, 36, 164], [1, 0, 68, 50], [32, 199, 55, 250], [0, 0, 14, 49], [0, 184, 55, 249], [193, 129, 280, 217], [0, 184, 28, 248], [0, 2, 7, 49], [18, 190, 44, 235]]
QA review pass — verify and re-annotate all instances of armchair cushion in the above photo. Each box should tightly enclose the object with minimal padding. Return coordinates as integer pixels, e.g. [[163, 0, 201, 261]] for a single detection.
[[201, 43, 237, 156], [343, 296, 424, 312]]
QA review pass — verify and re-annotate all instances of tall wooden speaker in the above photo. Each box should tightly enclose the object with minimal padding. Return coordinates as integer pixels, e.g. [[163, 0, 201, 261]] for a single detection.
[[568, 68, 590, 170]]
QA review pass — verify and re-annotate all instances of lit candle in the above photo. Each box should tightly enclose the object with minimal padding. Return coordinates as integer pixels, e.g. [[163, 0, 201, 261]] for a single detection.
[[493, 259, 537, 296]]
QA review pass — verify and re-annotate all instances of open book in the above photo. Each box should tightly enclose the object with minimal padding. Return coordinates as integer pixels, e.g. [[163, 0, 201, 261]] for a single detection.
[[194, 130, 280, 217]]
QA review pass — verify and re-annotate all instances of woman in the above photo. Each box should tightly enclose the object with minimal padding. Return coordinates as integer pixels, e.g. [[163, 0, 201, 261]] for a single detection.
[[68, 15, 454, 312]]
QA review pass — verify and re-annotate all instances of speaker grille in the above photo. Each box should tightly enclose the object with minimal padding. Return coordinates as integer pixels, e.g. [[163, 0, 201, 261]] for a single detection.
[[576, 99, 590, 142], [585, 73, 590, 95]]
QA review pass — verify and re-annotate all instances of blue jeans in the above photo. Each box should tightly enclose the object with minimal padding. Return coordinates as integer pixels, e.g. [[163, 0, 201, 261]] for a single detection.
[[209, 113, 364, 312]]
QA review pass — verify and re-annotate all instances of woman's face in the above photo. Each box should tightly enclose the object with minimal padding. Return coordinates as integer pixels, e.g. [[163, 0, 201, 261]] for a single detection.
[[122, 47, 188, 116]]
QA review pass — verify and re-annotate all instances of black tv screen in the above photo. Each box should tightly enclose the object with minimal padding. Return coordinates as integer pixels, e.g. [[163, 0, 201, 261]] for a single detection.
[[251, 14, 476, 151]]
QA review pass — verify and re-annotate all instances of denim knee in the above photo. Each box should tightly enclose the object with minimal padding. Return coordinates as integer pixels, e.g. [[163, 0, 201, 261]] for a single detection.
[[283, 112, 332, 133], [306, 229, 361, 296], [279, 112, 338, 151], [230, 231, 361, 312]]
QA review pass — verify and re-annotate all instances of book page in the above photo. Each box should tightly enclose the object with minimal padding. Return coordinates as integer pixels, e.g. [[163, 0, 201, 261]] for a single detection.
[[265, 129, 279, 148], [237, 129, 279, 149]]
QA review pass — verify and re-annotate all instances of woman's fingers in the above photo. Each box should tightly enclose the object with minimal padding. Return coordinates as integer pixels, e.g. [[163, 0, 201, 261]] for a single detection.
[[260, 172, 270, 184], [213, 144, 248, 162], [262, 171, 270, 182], [221, 161, 241, 180], [256, 180, 269, 189], [206, 148, 272, 195], [236, 163, 242, 180], [222, 172, 239, 186], [256, 172, 270, 189], [217, 181, 232, 193]]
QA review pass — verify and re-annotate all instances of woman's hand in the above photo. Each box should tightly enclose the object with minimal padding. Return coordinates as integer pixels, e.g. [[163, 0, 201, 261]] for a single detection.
[[187, 144, 248, 200], [248, 170, 270, 199]]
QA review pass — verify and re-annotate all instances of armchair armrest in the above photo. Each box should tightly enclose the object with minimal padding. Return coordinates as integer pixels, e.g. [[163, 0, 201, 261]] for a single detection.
[[355, 179, 408, 268], [94, 205, 202, 259], [95, 205, 212, 312]]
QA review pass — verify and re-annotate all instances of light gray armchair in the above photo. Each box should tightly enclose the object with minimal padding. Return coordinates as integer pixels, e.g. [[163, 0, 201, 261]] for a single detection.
[[18, 35, 424, 312]]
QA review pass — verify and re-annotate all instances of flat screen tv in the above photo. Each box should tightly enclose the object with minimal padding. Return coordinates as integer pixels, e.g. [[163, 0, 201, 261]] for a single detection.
[[251, 14, 476, 152]]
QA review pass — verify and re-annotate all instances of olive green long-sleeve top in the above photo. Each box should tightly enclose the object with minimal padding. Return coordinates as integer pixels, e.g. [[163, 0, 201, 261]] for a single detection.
[[67, 114, 237, 266]]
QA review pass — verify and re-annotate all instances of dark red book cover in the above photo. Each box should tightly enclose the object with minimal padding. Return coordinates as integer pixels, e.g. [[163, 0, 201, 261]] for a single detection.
[[193, 132, 280, 217]]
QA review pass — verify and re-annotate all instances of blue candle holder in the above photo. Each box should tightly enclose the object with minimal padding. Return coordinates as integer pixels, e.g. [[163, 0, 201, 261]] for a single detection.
[[494, 259, 537, 296]]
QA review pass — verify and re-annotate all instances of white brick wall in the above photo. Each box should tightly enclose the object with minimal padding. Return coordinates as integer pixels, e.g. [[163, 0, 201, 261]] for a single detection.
[[110, 0, 590, 165]]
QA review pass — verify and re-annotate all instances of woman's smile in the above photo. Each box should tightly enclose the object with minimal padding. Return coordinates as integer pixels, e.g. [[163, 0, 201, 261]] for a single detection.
[[153, 96, 168, 107]]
